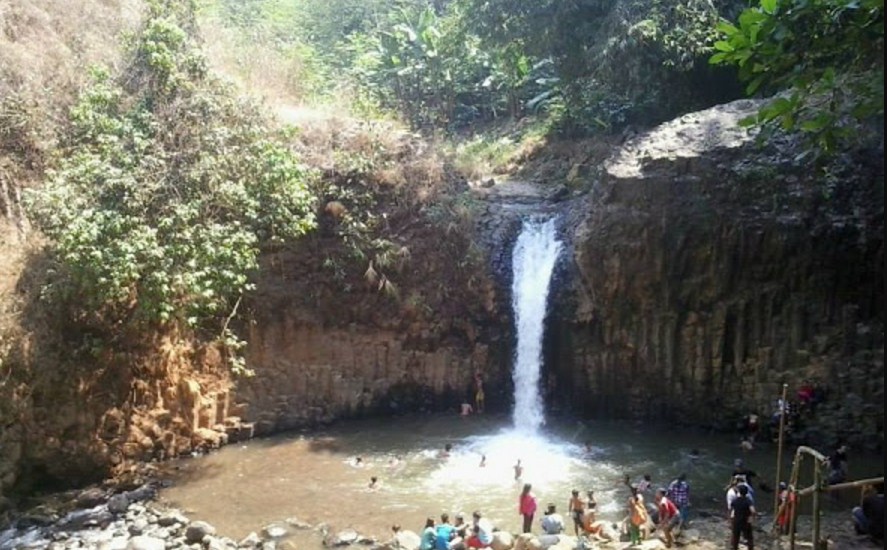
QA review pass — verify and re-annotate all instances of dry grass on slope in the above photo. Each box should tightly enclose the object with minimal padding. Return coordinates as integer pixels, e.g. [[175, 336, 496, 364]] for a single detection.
[[0, 0, 144, 397]]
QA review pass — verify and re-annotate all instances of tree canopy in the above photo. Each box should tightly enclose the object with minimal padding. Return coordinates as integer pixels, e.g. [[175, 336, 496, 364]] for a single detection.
[[710, 0, 884, 153]]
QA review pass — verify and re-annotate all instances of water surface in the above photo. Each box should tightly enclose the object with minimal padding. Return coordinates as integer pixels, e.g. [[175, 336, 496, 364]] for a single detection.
[[157, 414, 881, 544]]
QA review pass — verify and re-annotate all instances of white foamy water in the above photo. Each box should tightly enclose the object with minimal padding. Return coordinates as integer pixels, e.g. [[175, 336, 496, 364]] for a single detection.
[[511, 218, 562, 434]]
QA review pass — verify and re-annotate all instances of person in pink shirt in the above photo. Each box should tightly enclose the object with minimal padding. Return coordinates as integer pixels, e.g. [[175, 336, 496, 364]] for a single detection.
[[519, 483, 538, 533]]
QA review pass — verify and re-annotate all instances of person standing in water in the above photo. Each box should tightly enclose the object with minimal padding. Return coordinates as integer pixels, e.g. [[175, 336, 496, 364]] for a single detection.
[[519, 483, 538, 533], [474, 371, 485, 413], [514, 459, 523, 481], [568, 489, 586, 536]]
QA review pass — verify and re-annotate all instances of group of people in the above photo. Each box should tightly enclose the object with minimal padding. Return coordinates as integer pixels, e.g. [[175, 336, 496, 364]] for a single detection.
[[500, 471, 689, 548], [417, 511, 495, 550], [517, 483, 611, 541]]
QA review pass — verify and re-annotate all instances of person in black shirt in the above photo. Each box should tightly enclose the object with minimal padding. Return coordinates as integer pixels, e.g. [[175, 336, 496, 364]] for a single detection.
[[730, 484, 756, 550]]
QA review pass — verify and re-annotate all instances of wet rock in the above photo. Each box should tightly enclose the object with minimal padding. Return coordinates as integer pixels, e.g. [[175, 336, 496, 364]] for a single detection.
[[126, 536, 166, 550], [108, 493, 131, 514], [186, 520, 217, 543], [59, 505, 113, 529], [76, 487, 108, 508]]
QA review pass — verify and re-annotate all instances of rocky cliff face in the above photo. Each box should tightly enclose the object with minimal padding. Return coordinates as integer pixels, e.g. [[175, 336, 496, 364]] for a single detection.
[[550, 99, 884, 449]]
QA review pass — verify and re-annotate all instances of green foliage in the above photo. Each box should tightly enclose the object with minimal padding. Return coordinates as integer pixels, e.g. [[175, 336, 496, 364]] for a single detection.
[[24, 2, 316, 365], [461, 0, 745, 135], [710, 0, 884, 153]]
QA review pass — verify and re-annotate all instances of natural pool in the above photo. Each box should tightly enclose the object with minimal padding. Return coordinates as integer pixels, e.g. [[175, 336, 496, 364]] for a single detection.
[[156, 413, 882, 545]]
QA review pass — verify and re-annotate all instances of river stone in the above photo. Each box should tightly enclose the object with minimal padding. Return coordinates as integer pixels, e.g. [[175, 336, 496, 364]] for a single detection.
[[239, 531, 262, 547], [391, 530, 421, 550], [98, 536, 130, 550], [537, 535, 560, 550], [285, 517, 313, 530], [108, 494, 131, 514], [186, 520, 217, 543], [59, 505, 113, 529], [331, 528, 360, 546], [76, 487, 108, 508], [125, 484, 157, 503], [490, 531, 514, 550], [542, 536, 573, 550], [129, 518, 150, 536], [513, 533, 542, 550], [157, 510, 189, 526], [263, 522, 291, 538], [126, 536, 166, 550]]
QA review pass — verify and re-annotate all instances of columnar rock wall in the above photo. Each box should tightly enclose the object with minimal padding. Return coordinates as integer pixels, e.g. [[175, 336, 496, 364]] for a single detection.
[[552, 100, 884, 448], [239, 320, 491, 434]]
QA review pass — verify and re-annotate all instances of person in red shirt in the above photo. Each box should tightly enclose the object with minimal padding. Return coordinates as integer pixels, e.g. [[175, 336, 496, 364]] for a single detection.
[[655, 487, 680, 548], [519, 483, 538, 533]]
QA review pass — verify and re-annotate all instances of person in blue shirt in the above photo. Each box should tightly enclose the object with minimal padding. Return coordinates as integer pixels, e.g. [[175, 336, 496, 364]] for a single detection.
[[436, 513, 456, 550]]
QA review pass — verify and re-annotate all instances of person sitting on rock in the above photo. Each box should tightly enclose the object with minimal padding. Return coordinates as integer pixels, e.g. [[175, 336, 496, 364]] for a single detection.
[[467, 511, 494, 549], [582, 496, 614, 542], [540, 503, 565, 535], [449, 513, 470, 550], [421, 518, 437, 550], [853, 484, 884, 543]]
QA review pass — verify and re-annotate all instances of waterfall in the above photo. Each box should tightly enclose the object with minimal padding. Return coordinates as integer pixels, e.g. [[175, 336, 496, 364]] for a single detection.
[[510, 217, 562, 434]]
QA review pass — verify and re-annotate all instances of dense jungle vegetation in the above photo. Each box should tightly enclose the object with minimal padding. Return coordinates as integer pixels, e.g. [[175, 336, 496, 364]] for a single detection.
[[6, 0, 884, 374]]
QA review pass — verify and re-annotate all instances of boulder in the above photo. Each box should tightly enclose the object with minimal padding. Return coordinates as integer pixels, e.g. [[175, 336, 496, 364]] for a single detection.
[[107, 494, 130, 514], [263, 522, 291, 539], [76, 488, 108, 508], [330, 529, 360, 546], [126, 536, 166, 550], [391, 530, 421, 550], [186, 520, 218, 543], [513, 533, 542, 550], [239, 532, 262, 548], [490, 531, 514, 550]]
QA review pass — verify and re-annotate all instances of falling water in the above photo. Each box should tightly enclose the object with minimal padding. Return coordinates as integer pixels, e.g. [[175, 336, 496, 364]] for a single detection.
[[510, 217, 562, 434]]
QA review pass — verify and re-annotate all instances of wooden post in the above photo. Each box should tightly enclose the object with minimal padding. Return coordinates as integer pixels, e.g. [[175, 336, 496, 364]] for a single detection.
[[774, 383, 789, 513], [812, 458, 822, 550], [788, 450, 802, 549]]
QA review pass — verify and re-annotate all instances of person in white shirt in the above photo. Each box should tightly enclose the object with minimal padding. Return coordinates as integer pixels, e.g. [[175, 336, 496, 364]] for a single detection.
[[540, 503, 565, 535]]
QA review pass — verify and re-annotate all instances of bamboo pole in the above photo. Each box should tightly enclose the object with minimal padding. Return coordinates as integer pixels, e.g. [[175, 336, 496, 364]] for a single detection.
[[796, 476, 885, 496], [788, 450, 802, 549], [812, 458, 822, 550], [774, 383, 789, 513]]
